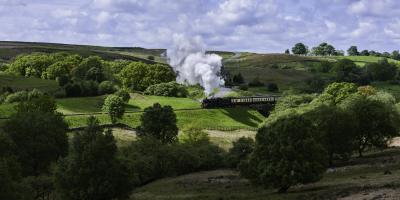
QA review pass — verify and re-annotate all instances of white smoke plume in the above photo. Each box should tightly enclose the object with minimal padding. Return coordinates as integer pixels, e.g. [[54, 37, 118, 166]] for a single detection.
[[167, 34, 225, 95]]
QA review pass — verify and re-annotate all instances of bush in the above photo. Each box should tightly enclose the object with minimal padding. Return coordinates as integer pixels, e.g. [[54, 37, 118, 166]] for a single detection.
[[5, 91, 28, 103], [120, 135, 225, 187], [102, 95, 125, 124], [114, 89, 130, 103], [147, 55, 155, 60], [267, 83, 279, 92], [98, 81, 116, 95], [144, 81, 188, 97]]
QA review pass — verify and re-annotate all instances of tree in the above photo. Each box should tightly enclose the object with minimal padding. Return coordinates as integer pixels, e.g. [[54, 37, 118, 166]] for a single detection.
[[347, 46, 359, 56], [72, 56, 103, 80], [44, 61, 71, 80], [365, 58, 397, 81], [118, 62, 175, 91], [392, 50, 400, 60], [360, 50, 370, 56], [226, 137, 254, 168], [98, 80, 116, 95], [340, 92, 400, 157], [138, 103, 178, 144], [102, 95, 125, 124], [317, 82, 357, 105], [55, 117, 132, 200], [311, 42, 336, 56], [144, 81, 188, 97], [305, 104, 356, 166], [4, 96, 68, 176], [232, 73, 244, 84], [7, 53, 55, 77], [284, 49, 290, 54], [114, 89, 130, 103], [243, 113, 327, 192], [0, 132, 31, 200], [331, 59, 363, 83], [291, 43, 308, 55]]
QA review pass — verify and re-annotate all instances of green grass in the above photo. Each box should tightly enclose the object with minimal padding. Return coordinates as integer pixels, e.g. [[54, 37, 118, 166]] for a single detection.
[[0, 94, 264, 130], [64, 107, 264, 130], [55, 94, 201, 114], [0, 72, 62, 93], [130, 148, 400, 200], [330, 56, 400, 67], [129, 94, 201, 110]]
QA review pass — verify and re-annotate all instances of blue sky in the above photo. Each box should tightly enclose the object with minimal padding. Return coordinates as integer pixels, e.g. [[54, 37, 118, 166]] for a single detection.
[[0, 0, 399, 53]]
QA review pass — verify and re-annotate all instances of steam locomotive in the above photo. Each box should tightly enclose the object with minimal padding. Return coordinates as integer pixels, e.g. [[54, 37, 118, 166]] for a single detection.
[[201, 96, 280, 109]]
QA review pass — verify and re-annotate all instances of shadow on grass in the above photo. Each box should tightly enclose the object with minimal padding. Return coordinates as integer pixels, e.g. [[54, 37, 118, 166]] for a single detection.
[[125, 103, 140, 111], [222, 107, 264, 127]]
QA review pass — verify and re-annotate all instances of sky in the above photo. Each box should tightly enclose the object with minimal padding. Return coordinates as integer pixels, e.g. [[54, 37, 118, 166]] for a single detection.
[[0, 0, 399, 53]]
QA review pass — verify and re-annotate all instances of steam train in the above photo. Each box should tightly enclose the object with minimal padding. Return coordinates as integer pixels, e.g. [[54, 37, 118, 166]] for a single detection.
[[201, 96, 280, 109]]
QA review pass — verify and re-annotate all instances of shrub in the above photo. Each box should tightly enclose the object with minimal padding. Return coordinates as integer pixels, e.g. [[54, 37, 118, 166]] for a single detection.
[[102, 95, 125, 124], [267, 83, 279, 92], [120, 135, 225, 187], [147, 55, 155, 60], [5, 91, 28, 103], [114, 89, 130, 103], [98, 81, 116, 95], [144, 81, 188, 97]]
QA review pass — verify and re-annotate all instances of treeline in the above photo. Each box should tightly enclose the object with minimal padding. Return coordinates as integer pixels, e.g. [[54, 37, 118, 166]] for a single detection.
[[288, 42, 400, 60], [0, 52, 196, 104], [236, 82, 400, 192], [0, 95, 246, 200], [304, 58, 399, 93]]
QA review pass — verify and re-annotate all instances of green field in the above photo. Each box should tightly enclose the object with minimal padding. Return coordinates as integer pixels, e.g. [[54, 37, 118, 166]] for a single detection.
[[329, 56, 400, 66], [0, 94, 265, 130], [0, 72, 62, 93], [130, 148, 400, 200]]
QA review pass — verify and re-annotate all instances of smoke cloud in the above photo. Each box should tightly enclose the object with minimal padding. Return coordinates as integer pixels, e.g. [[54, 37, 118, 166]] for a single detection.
[[167, 34, 225, 95]]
